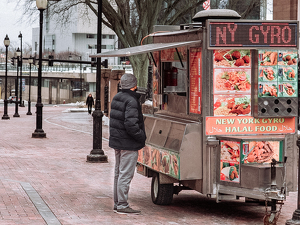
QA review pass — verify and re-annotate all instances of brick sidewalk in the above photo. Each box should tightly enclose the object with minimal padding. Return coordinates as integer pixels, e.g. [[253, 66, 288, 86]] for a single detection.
[[0, 104, 298, 225]]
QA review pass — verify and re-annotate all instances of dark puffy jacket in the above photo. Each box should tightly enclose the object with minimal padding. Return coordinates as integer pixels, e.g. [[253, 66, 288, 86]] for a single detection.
[[86, 96, 94, 106], [109, 89, 146, 151]]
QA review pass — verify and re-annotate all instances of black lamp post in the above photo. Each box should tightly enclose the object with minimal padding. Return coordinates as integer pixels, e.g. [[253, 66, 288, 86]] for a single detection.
[[32, 0, 47, 138], [18, 32, 24, 107], [86, 0, 108, 162], [13, 48, 21, 117], [285, 137, 300, 223], [2, 34, 10, 120], [80, 55, 82, 97], [27, 55, 33, 115]]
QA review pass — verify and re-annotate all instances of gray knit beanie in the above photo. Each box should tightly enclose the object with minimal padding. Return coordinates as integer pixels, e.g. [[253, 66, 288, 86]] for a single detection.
[[120, 73, 137, 89]]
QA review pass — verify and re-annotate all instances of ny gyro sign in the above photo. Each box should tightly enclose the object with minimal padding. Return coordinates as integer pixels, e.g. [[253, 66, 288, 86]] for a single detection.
[[208, 20, 298, 49]]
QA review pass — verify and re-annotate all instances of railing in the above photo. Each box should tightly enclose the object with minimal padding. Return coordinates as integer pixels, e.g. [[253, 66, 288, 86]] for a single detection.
[[0, 63, 133, 73]]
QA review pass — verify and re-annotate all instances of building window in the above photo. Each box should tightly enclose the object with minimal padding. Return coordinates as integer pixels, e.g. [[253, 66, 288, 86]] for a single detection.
[[86, 34, 96, 39], [45, 35, 55, 52], [109, 35, 114, 39], [102, 35, 107, 39], [88, 44, 97, 49], [101, 45, 114, 50]]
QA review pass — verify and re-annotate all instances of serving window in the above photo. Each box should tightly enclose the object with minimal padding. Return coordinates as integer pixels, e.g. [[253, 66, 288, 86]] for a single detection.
[[153, 47, 188, 115]]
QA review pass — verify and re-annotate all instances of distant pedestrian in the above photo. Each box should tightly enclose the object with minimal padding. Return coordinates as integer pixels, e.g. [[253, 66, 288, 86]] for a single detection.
[[86, 93, 94, 114], [109, 73, 146, 215]]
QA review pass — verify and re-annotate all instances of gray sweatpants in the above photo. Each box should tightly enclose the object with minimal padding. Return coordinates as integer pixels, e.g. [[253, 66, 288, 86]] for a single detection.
[[114, 149, 138, 210]]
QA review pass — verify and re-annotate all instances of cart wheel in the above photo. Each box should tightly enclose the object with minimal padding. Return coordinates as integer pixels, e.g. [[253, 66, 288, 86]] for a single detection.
[[263, 213, 277, 225], [151, 173, 173, 205]]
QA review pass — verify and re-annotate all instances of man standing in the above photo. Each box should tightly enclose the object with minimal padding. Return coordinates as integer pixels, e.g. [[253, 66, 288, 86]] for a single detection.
[[109, 73, 146, 215], [86, 93, 94, 114]]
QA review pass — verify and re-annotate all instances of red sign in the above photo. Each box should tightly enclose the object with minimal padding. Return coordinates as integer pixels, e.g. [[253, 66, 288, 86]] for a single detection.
[[208, 21, 298, 48], [206, 116, 295, 135], [203, 0, 210, 10], [189, 48, 202, 114]]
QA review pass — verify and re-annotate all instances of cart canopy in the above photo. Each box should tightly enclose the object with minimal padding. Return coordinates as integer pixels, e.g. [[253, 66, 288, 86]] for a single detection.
[[89, 40, 201, 58]]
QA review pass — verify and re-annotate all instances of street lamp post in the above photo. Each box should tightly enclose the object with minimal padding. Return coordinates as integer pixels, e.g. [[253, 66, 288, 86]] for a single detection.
[[13, 48, 21, 117], [86, 0, 108, 162], [2, 35, 10, 120], [18, 32, 24, 107], [32, 0, 47, 138], [80, 55, 82, 97], [27, 56, 33, 115], [286, 139, 300, 224]]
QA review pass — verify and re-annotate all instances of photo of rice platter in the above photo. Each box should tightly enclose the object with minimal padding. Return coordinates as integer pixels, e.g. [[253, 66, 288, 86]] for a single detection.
[[214, 95, 251, 116], [214, 69, 251, 94]]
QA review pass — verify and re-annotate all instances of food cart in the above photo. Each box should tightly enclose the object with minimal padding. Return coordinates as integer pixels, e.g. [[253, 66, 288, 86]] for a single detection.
[[91, 9, 298, 224]]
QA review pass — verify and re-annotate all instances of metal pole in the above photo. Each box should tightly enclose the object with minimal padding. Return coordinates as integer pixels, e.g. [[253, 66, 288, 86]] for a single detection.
[[19, 32, 24, 107], [27, 61, 32, 115], [32, 8, 46, 138], [86, 0, 108, 162], [80, 56, 82, 97], [13, 56, 20, 117], [2, 39, 9, 120], [285, 138, 300, 224]]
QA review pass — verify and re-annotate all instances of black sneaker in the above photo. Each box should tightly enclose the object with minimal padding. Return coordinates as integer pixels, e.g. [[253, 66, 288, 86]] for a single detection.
[[117, 207, 141, 215], [113, 206, 117, 213]]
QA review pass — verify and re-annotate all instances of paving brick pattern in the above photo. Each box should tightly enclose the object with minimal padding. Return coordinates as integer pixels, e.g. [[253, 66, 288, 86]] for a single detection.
[[0, 105, 298, 224]]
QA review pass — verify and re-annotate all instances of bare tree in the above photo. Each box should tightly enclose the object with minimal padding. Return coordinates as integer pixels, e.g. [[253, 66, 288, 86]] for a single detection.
[[15, 0, 260, 87], [214, 0, 261, 19]]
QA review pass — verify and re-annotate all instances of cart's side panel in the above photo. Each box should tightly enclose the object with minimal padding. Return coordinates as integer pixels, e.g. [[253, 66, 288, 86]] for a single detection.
[[179, 123, 203, 180], [138, 115, 203, 182]]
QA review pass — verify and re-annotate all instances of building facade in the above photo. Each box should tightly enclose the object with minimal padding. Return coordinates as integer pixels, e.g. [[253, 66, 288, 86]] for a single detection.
[[273, 0, 298, 20], [32, 4, 119, 65]]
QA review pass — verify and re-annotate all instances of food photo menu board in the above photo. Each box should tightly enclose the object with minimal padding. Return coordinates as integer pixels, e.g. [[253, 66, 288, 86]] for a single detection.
[[220, 140, 240, 183], [258, 50, 298, 98], [213, 49, 252, 116], [241, 140, 283, 164]]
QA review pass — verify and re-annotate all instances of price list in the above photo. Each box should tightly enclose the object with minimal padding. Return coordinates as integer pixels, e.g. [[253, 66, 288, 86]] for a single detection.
[[189, 48, 202, 114]]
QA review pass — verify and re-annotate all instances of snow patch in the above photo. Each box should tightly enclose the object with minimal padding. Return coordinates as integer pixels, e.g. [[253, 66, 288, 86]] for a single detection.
[[144, 100, 153, 106], [103, 115, 110, 126]]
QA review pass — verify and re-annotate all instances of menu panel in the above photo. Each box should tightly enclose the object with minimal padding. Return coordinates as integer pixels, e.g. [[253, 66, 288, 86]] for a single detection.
[[213, 49, 252, 116], [189, 47, 202, 114], [153, 51, 160, 108], [258, 50, 298, 98]]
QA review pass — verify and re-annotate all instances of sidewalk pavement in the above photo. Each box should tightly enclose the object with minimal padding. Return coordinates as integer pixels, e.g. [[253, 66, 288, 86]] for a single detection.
[[0, 104, 298, 225]]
